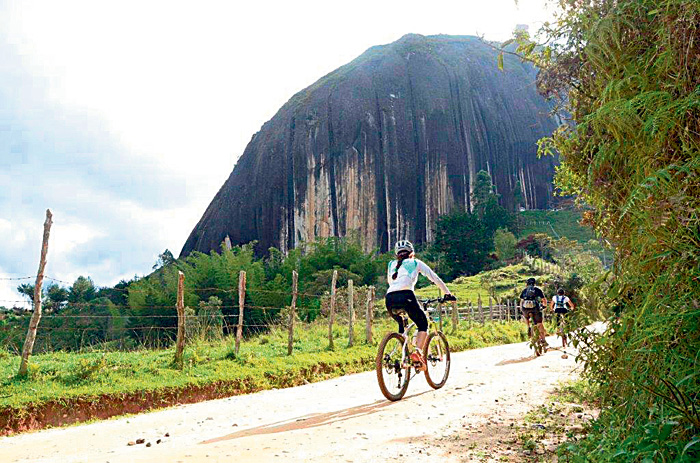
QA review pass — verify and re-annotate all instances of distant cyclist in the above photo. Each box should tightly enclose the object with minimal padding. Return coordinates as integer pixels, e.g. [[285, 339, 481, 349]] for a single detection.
[[519, 277, 548, 348], [385, 240, 455, 369], [550, 288, 575, 347]]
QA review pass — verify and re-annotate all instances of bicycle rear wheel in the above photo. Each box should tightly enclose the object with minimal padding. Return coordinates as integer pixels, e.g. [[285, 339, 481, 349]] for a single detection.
[[530, 325, 543, 356], [376, 332, 411, 401], [526, 312, 543, 356], [424, 331, 450, 389]]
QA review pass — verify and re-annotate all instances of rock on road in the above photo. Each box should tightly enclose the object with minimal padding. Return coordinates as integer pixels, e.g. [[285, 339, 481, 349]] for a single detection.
[[1, 335, 580, 463]]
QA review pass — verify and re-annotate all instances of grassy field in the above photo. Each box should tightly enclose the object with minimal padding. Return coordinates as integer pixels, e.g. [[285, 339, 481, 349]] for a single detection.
[[518, 210, 594, 243], [417, 260, 558, 303], [0, 316, 527, 432]]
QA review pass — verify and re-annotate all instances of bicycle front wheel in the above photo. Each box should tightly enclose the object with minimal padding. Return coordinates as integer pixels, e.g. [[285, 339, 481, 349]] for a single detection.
[[376, 332, 411, 401], [424, 331, 450, 389]]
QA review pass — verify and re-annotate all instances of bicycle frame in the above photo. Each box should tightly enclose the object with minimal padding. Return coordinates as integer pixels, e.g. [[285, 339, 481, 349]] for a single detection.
[[393, 299, 443, 371]]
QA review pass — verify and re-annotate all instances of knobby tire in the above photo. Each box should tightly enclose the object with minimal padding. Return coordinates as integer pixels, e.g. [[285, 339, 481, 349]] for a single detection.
[[423, 331, 451, 389], [376, 332, 411, 401]]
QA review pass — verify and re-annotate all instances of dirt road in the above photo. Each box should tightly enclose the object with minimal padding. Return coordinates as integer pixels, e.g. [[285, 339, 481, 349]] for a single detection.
[[1, 335, 580, 463]]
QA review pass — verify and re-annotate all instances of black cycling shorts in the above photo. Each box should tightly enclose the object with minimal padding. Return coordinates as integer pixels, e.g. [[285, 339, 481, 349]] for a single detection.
[[385, 290, 428, 333], [521, 308, 543, 324]]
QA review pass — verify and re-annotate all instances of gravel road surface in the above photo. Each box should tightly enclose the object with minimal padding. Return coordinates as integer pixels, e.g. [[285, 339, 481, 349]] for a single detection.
[[1, 334, 580, 463]]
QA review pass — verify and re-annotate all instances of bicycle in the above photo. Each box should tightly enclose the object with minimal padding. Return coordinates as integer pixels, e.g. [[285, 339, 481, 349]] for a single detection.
[[522, 308, 547, 356], [375, 296, 452, 401]]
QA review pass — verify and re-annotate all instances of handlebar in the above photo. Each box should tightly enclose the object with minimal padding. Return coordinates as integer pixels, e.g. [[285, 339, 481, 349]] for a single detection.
[[419, 295, 457, 305]]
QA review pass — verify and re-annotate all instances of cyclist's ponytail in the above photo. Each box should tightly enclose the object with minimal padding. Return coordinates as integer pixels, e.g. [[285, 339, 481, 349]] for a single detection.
[[392, 250, 411, 280]]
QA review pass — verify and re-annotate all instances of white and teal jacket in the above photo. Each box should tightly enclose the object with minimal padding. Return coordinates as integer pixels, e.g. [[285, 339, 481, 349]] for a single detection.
[[387, 258, 450, 295]]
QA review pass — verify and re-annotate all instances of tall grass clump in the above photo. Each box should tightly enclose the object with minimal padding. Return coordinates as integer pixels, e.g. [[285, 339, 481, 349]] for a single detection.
[[509, 0, 700, 460]]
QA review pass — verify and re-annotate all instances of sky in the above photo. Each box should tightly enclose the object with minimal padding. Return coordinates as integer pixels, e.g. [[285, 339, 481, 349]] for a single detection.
[[0, 0, 555, 307]]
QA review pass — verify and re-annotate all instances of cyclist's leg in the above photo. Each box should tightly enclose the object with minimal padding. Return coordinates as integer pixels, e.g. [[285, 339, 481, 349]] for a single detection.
[[534, 310, 547, 342], [522, 307, 531, 333], [385, 292, 406, 334], [561, 313, 568, 347], [405, 296, 428, 350]]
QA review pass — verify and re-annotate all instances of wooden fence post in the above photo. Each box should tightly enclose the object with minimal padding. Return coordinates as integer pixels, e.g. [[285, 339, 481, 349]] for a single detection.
[[451, 300, 458, 334], [347, 279, 354, 347], [365, 286, 374, 344], [173, 271, 186, 368], [469, 301, 474, 322], [18, 209, 52, 377], [489, 295, 494, 322], [478, 294, 484, 324], [328, 269, 337, 349], [287, 270, 298, 355], [235, 270, 246, 356]]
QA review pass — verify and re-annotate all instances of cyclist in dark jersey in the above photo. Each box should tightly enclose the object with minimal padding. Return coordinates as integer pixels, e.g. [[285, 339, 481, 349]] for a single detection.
[[550, 288, 575, 347], [519, 278, 548, 347]]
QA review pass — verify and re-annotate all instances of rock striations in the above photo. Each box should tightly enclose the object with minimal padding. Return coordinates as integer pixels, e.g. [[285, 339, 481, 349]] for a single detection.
[[181, 34, 559, 256]]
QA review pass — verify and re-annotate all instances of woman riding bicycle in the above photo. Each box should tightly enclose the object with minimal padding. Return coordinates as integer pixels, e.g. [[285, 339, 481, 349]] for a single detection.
[[385, 240, 455, 369], [550, 288, 575, 347]]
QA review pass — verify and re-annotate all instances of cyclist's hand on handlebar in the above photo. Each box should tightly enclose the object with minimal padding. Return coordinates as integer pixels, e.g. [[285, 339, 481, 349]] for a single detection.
[[442, 294, 457, 302]]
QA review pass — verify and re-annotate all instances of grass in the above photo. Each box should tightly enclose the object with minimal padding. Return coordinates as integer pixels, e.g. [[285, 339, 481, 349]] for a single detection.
[[518, 210, 594, 243], [511, 379, 600, 460], [0, 316, 527, 424], [417, 260, 559, 303]]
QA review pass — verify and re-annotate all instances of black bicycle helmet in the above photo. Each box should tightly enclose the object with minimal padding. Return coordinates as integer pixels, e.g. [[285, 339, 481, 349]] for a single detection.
[[527, 277, 536, 285]]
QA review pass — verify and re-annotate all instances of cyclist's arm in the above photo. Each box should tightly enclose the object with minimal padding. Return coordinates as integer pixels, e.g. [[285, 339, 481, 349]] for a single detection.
[[416, 260, 451, 295], [567, 298, 575, 311]]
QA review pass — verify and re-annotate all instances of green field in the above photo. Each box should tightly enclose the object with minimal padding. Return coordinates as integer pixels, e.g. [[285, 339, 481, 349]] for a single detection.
[[518, 210, 595, 243], [417, 260, 559, 303]]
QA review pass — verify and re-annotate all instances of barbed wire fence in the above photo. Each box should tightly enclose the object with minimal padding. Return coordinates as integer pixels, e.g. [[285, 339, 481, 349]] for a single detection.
[[1, 210, 534, 373], [1, 266, 528, 366]]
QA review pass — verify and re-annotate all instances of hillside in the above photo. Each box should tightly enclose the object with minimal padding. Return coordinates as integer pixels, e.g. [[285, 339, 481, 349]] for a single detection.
[[518, 210, 594, 243]]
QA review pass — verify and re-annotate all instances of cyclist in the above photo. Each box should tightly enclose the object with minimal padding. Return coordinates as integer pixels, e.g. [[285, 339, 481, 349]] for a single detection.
[[550, 288, 575, 347], [385, 240, 455, 369], [519, 277, 548, 348]]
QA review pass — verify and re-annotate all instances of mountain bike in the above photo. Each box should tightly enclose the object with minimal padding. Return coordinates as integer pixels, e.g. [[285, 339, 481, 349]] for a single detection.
[[376, 296, 452, 401]]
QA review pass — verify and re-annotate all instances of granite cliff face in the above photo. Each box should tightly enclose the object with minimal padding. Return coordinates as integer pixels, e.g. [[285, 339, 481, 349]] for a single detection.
[[181, 34, 559, 256]]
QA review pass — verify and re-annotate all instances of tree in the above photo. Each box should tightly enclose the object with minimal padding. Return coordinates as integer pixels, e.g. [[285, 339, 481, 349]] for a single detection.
[[45, 283, 68, 312], [471, 170, 498, 216], [16, 283, 35, 306], [68, 276, 97, 304], [432, 211, 493, 279], [153, 249, 175, 270], [494, 228, 517, 261], [470, 170, 515, 233], [513, 180, 524, 211]]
